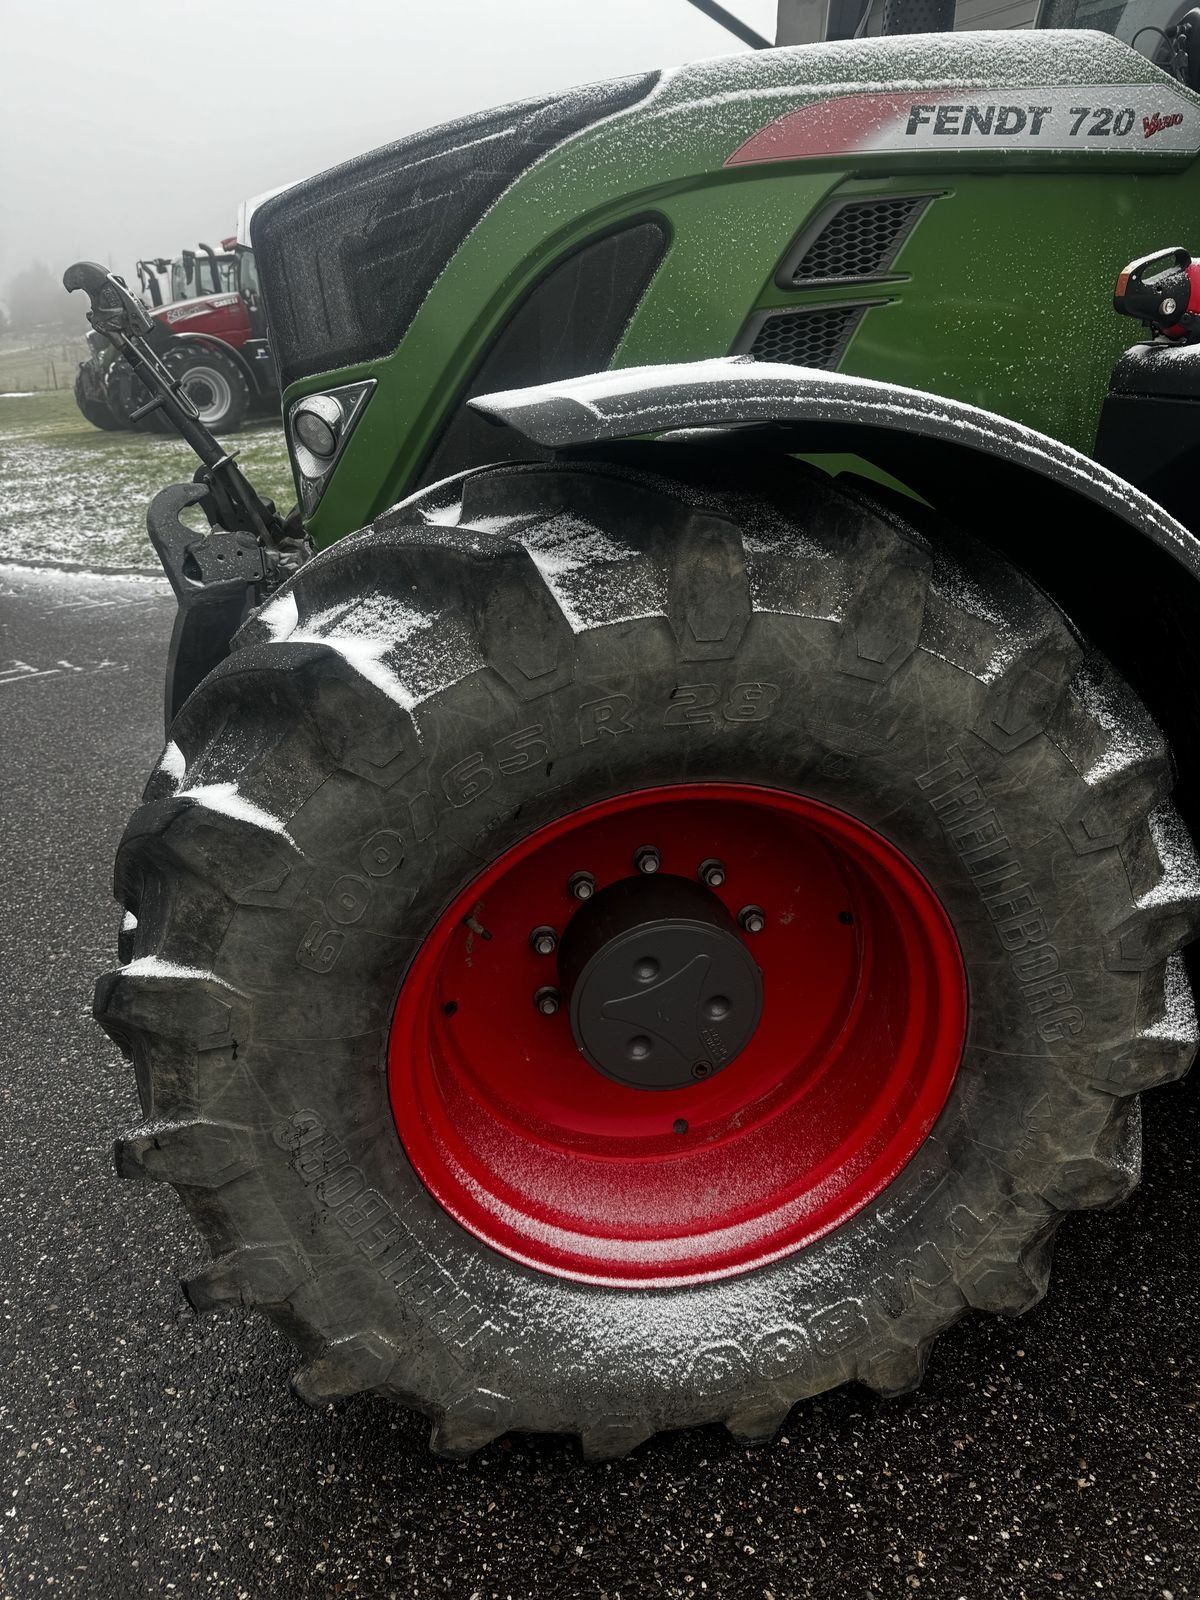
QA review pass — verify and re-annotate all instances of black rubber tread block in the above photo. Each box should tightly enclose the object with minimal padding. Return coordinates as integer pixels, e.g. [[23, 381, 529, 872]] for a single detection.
[[114, 1118, 256, 1187], [957, 1218, 1062, 1317], [290, 1330, 406, 1407], [95, 966, 238, 1048], [1048, 656, 1174, 854], [116, 796, 309, 913], [1088, 952, 1199, 1093], [855, 1335, 939, 1398], [183, 1244, 312, 1312], [1042, 1097, 1142, 1212], [1107, 806, 1200, 972], [427, 1390, 516, 1459]]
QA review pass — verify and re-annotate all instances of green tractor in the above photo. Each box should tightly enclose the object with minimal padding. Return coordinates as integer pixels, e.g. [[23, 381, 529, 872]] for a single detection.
[[69, 0, 1200, 1456]]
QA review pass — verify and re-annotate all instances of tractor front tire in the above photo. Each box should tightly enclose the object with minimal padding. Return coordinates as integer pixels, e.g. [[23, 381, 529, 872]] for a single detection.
[[102, 356, 158, 433], [159, 342, 250, 434], [104, 341, 250, 434], [73, 367, 123, 431], [98, 455, 1200, 1455]]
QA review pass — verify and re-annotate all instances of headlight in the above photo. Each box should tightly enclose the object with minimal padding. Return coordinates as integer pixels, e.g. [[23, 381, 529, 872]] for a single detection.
[[293, 394, 342, 458], [287, 380, 375, 516]]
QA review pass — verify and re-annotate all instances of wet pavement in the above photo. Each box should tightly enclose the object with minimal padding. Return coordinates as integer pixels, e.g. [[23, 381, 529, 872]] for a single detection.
[[2, 563, 1198, 1600]]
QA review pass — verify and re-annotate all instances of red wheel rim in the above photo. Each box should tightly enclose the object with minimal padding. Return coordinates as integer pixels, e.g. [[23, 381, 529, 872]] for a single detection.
[[388, 783, 967, 1288]]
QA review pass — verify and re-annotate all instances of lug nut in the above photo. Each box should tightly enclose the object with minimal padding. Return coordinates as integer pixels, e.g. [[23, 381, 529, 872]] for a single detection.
[[698, 858, 726, 889], [534, 986, 561, 1016], [634, 845, 661, 875], [738, 904, 766, 935], [568, 871, 595, 901], [529, 925, 557, 956]]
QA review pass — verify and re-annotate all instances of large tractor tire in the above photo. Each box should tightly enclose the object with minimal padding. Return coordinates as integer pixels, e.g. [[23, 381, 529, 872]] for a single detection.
[[158, 342, 250, 434], [73, 367, 123, 431], [97, 455, 1200, 1455], [104, 340, 250, 434], [102, 356, 160, 433]]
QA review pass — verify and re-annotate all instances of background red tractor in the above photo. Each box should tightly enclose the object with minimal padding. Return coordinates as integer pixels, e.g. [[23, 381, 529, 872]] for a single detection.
[[73, 235, 277, 434]]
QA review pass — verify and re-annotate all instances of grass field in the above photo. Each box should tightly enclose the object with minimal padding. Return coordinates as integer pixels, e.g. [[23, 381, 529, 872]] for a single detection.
[[0, 335, 89, 395], [0, 344, 295, 573]]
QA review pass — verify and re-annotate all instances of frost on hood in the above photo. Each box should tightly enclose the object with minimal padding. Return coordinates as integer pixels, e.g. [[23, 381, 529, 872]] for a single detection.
[[630, 28, 1184, 162]]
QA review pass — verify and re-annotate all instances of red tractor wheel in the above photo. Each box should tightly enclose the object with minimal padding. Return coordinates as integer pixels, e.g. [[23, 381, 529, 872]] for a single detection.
[[156, 343, 250, 434], [104, 340, 250, 434], [390, 782, 966, 1287], [98, 453, 1199, 1455]]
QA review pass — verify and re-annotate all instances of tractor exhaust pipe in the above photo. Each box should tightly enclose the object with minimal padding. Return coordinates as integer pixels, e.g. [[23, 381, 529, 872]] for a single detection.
[[197, 243, 221, 296]]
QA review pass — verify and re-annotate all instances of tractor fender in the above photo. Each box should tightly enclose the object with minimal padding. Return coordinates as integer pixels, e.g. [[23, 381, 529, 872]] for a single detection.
[[471, 356, 1200, 583], [167, 331, 264, 394], [471, 356, 1200, 816]]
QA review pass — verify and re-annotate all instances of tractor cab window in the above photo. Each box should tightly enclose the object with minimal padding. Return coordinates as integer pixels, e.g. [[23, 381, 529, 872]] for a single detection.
[[1069, 0, 1194, 56], [169, 261, 193, 301], [841, 0, 1196, 56], [169, 254, 237, 301], [236, 250, 260, 300]]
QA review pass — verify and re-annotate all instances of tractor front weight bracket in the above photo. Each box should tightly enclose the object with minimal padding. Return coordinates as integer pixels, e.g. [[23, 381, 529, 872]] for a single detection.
[[148, 481, 270, 604], [148, 481, 273, 731]]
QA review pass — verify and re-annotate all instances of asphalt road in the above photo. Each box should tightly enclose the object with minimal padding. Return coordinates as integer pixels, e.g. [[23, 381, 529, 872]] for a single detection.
[[2, 562, 1199, 1600]]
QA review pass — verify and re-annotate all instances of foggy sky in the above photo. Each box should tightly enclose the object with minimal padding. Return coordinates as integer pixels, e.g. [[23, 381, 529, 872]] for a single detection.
[[0, 0, 776, 289]]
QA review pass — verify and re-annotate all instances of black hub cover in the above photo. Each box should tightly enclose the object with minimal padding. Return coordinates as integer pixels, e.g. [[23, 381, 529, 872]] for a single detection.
[[557, 874, 763, 1090]]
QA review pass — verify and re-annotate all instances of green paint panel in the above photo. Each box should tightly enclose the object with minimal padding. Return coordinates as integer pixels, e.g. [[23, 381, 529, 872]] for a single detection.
[[834, 171, 1200, 451], [283, 29, 1200, 546]]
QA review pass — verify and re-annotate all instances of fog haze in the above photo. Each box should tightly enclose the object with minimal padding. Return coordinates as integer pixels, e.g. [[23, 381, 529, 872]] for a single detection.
[[0, 0, 775, 289]]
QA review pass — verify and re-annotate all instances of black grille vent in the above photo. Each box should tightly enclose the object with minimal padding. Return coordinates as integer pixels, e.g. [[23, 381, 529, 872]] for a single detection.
[[786, 195, 931, 284], [744, 306, 867, 369]]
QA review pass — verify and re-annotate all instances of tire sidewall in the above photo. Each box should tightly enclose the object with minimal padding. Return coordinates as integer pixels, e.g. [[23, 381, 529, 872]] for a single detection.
[[209, 601, 1137, 1430]]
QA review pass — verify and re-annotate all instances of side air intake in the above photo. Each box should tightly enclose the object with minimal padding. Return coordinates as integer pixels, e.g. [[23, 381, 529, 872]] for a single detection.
[[738, 305, 871, 369], [781, 195, 935, 286]]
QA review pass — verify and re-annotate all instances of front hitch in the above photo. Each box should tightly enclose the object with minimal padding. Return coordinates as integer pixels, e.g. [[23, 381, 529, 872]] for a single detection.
[[65, 260, 311, 727], [64, 260, 289, 546]]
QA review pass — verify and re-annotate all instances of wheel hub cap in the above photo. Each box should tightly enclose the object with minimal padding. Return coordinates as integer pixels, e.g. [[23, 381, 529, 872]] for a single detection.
[[559, 874, 763, 1089]]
